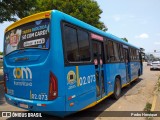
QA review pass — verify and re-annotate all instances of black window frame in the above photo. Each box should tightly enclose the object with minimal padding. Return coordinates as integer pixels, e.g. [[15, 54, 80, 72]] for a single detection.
[[107, 40, 115, 62], [77, 29, 91, 61], [104, 38, 110, 63], [63, 25, 79, 62], [61, 21, 141, 66], [61, 21, 92, 66], [105, 38, 126, 63], [119, 44, 124, 62], [129, 47, 140, 62], [113, 42, 120, 62]]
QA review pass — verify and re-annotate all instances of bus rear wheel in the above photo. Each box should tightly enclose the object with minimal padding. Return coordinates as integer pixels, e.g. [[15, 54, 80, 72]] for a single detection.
[[113, 78, 121, 100]]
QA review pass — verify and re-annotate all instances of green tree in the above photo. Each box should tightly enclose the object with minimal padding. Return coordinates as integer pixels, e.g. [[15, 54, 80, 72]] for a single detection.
[[0, 0, 36, 23], [145, 53, 155, 61], [0, 0, 107, 31], [121, 37, 128, 42], [31, 0, 107, 31], [0, 52, 3, 55]]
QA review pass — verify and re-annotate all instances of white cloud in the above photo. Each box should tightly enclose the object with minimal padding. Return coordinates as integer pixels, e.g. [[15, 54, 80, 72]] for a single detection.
[[135, 33, 149, 39], [154, 42, 160, 45]]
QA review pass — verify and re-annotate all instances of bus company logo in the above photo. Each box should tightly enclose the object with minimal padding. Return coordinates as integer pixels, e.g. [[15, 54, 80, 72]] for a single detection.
[[13, 67, 32, 80], [67, 71, 76, 85]]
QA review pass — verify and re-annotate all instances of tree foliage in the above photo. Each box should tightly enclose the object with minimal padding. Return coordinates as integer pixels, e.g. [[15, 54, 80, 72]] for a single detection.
[[31, 0, 107, 31], [145, 54, 153, 61], [0, 0, 36, 23], [0, 52, 3, 55], [0, 0, 107, 31], [121, 37, 128, 42]]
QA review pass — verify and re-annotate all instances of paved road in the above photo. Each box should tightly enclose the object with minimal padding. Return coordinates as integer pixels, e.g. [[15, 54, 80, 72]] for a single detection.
[[0, 63, 159, 120]]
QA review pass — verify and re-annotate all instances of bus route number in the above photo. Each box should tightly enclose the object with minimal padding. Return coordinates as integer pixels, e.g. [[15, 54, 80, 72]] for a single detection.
[[79, 75, 96, 86], [31, 94, 48, 100]]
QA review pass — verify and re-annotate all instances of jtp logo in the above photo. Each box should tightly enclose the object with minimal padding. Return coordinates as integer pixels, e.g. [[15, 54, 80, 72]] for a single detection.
[[13, 67, 32, 79]]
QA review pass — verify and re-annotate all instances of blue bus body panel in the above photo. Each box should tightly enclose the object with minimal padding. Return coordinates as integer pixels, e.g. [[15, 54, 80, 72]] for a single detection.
[[104, 63, 126, 93], [65, 65, 96, 111], [50, 10, 65, 97], [4, 49, 51, 99], [129, 62, 140, 80]]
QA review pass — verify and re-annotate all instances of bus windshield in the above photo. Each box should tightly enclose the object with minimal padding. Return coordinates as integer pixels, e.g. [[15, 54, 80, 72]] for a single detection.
[[4, 18, 50, 55]]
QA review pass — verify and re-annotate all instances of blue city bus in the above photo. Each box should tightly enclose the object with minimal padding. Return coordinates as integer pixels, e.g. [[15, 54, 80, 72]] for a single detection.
[[3, 10, 143, 116]]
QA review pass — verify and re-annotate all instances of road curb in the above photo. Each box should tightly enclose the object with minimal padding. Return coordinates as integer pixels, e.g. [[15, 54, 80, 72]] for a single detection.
[[151, 94, 157, 111]]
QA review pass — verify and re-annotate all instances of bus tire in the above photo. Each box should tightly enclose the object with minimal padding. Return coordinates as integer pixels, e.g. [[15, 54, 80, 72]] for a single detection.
[[113, 78, 121, 100]]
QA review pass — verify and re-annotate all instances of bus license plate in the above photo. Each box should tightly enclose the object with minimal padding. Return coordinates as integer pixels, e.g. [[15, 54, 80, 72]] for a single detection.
[[20, 103, 28, 108]]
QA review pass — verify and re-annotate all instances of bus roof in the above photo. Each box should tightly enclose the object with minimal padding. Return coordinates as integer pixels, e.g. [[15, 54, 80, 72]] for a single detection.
[[5, 10, 51, 33], [5, 9, 139, 49], [53, 10, 139, 49]]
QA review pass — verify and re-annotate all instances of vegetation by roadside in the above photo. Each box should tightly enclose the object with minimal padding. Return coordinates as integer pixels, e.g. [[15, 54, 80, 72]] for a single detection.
[[0, 61, 2, 68], [157, 76, 160, 92], [144, 102, 152, 113], [0, 52, 3, 55], [144, 75, 160, 120]]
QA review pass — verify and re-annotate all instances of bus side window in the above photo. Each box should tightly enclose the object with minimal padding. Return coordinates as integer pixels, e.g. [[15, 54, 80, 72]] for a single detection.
[[120, 44, 124, 61], [137, 49, 139, 60], [108, 41, 115, 62], [77, 30, 90, 61], [129, 48, 132, 61], [105, 44, 110, 62], [132, 49, 135, 60], [64, 25, 91, 63], [64, 26, 79, 62], [134, 49, 136, 60], [113, 42, 120, 62]]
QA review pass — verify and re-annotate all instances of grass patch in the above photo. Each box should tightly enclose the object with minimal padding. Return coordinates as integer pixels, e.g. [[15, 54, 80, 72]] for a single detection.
[[157, 76, 160, 92], [144, 102, 152, 112], [144, 76, 160, 120], [0, 61, 2, 68], [144, 102, 153, 120], [153, 75, 160, 93]]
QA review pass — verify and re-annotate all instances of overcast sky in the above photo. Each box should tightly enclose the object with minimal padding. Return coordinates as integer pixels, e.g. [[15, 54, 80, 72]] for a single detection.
[[0, 0, 160, 56]]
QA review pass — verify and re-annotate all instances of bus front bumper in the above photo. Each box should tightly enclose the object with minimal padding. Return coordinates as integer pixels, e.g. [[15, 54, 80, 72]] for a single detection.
[[5, 94, 66, 116]]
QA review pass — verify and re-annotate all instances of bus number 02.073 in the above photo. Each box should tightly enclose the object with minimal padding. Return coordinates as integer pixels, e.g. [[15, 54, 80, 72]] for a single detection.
[[31, 94, 48, 100], [79, 75, 96, 86]]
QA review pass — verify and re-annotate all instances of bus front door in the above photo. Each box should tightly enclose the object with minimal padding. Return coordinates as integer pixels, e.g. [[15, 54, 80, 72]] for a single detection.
[[92, 41, 105, 100], [124, 48, 130, 83]]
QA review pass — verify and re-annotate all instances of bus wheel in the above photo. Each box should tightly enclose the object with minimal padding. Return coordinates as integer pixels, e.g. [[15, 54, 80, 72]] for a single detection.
[[113, 78, 121, 100]]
